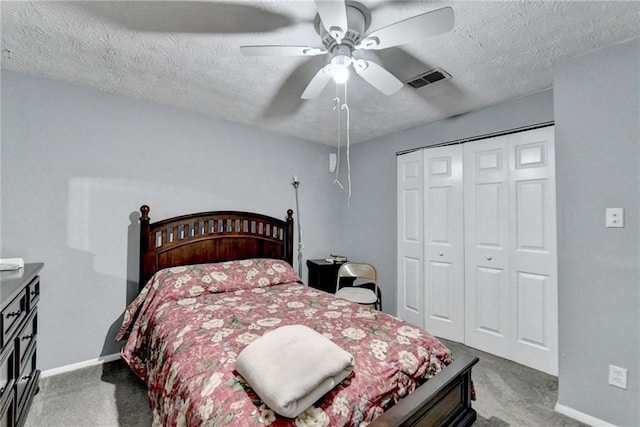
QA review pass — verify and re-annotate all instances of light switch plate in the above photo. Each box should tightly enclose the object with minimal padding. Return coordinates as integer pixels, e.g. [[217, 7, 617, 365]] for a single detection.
[[605, 208, 624, 228]]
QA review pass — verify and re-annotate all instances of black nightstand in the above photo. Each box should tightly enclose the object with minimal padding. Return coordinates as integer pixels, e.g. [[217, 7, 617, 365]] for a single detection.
[[306, 259, 344, 293]]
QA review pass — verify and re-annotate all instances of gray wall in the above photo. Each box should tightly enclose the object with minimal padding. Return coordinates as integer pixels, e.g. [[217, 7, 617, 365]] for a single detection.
[[334, 90, 554, 314], [1, 70, 339, 370], [554, 38, 640, 425]]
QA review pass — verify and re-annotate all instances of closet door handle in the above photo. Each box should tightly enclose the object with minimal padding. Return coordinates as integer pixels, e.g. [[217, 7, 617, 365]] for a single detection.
[[486, 255, 493, 261]]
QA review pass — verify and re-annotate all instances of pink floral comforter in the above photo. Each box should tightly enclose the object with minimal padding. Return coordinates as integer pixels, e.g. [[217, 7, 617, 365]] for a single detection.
[[117, 259, 452, 427]]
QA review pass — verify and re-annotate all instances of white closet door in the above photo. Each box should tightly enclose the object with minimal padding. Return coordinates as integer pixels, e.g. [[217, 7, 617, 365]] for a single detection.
[[464, 136, 511, 358], [397, 151, 424, 328], [423, 146, 465, 341], [508, 127, 558, 375]]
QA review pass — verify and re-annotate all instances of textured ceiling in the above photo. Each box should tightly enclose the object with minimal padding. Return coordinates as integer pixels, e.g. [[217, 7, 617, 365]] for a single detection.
[[2, 1, 639, 145]]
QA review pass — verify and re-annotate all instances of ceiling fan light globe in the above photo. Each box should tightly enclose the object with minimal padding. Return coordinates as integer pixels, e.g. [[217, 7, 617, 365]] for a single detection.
[[333, 67, 350, 84], [331, 54, 352, 67]]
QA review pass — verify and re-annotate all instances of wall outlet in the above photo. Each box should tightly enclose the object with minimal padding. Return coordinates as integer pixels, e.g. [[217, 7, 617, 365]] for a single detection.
[[605, 208, 624, 228], [608, 365, 628, 390]]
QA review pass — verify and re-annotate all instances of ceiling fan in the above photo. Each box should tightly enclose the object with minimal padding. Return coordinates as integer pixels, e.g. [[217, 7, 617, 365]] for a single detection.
[[240, 1, 454, 99]]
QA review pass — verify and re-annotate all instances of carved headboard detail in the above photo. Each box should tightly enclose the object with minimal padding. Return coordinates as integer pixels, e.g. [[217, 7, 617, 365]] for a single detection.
[[138, 205, 294, 289]]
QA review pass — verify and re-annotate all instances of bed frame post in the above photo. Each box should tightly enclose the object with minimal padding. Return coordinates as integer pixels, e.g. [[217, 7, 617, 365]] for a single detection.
[[139, 204, 152, 288], [285, 209, 294, 266]]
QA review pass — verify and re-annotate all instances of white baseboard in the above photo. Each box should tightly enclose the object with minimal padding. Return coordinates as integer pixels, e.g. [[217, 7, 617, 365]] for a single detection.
[[555, 402, 617, 427], [40, 353, 121, 378]]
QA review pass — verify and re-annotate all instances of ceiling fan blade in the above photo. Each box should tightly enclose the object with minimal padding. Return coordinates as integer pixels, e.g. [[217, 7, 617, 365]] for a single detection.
[[357, 6, 454, 50], [262, 56, 328, 119], [72, 2, 295, 33], [315, 0, 348, 42], [301, 64, 334, 99], [353, 59, 403, 95], [240, 45, 327, 57]]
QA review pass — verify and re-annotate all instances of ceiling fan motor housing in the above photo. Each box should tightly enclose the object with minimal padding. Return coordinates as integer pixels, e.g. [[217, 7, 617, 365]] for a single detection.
[[314, 1, 371, 53]]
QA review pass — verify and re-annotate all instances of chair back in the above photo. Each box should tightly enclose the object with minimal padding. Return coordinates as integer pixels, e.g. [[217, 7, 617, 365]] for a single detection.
[[337, 262, 376, 283], [336, 262, 377, 292]]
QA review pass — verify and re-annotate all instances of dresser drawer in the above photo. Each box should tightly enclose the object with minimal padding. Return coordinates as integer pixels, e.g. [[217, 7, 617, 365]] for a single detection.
[[0, 388, 14, 427], [26, 277, 39, 314], [1, 291, 27, 349], [15, 342, 37, 424], [16, 310, 36, 371], [0, 347, 14, 406]]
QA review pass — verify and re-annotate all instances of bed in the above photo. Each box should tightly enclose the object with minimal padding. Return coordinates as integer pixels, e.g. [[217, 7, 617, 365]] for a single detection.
[[117, 205, 478, 426]]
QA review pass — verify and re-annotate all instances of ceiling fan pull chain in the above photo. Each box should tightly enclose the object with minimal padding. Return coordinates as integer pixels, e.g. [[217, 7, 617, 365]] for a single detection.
[[332, 93, 344, 190], [333, 93, 341, 178], [341, 81, 352, 204]]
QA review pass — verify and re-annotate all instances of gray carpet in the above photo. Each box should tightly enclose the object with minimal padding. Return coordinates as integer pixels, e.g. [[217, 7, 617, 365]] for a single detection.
[[440, 340, 586, 427], [25, 359, 151, 427], [25, 341, 587, 426]]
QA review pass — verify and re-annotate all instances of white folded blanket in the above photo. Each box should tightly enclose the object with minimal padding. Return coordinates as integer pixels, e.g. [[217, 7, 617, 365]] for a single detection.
[[236, 324, 354, 418]]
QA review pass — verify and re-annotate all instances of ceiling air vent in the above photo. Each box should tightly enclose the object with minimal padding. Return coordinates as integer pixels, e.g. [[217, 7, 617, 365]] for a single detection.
[[405, 68, 451, 89]]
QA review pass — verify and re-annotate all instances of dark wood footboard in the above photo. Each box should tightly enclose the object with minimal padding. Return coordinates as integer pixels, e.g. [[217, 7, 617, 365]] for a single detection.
[[369, 352, 478, 427]]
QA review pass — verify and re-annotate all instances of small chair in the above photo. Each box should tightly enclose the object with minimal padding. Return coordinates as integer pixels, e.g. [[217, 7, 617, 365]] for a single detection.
[[335, 262, 380, 310]]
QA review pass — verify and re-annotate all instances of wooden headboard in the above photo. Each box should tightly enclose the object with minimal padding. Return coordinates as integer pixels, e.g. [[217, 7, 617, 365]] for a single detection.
[[138, 205, 294, 289]]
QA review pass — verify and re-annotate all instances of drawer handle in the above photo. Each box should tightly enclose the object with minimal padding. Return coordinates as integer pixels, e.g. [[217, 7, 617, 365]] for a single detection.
[[30, 290, 39, 296], [22, 334, 35, 341], [6, 310, 21, 318], [0, 386, 4, 394], [21, 375, 31, 381], [486, 255, 493, 261], [439, 252, 444, 256]]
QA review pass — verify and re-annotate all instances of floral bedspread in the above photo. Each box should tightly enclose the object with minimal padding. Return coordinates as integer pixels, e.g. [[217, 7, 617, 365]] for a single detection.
[[117, 259, 452, 427]]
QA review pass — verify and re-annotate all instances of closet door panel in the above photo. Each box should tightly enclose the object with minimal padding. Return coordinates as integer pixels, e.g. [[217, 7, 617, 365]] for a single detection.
[[402, 257, 422, 314], [515, 271, 548, 345], [426, 186, 455, 322], [429, 260, 453, 319], [464, 136, 510, 357], [509, 127, 558, 375], [423, 146, 464, 341], [397, 152, 424, 327], [474, 266, 504, 333]]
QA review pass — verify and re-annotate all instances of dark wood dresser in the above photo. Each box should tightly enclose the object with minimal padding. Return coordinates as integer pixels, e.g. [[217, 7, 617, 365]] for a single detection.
[[0, 263, 42, 427]]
